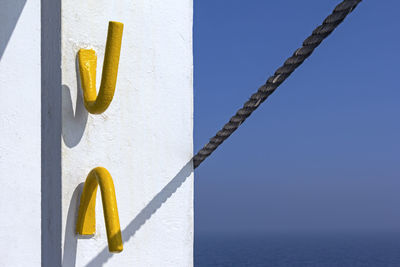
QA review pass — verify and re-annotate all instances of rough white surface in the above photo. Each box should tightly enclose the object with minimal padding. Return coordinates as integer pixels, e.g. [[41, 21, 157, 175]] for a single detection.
[[0, 1, 41, 266], [61, 0, 194, 266]]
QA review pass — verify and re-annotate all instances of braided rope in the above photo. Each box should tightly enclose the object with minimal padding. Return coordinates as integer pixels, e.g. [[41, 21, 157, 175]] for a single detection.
[[193, 0, 362, 169]]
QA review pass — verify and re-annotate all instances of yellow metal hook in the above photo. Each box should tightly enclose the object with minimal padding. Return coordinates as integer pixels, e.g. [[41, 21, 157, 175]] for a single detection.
[[76, 167, 123, 253], [78, 21, 124, 114]]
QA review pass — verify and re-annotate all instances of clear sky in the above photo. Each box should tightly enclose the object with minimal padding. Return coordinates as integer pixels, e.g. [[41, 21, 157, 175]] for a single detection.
[[194, 0, 400, 234]]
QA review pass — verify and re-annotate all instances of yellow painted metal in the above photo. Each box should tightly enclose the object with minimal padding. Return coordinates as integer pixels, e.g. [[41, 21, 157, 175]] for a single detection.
[[76, 167, 123, 253], [78, 21, 124, 114]]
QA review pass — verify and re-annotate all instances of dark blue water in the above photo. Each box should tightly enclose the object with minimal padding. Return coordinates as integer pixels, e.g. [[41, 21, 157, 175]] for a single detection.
[[195, 232, 400, 266]]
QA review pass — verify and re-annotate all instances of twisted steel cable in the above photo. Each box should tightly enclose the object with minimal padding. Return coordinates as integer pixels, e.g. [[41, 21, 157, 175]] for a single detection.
[[193, 0, 362, 169]]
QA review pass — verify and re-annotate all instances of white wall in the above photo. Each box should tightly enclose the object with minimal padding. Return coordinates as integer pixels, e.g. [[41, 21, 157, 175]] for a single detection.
[[0, 0, 41, 266], [0, 0, 193, 266], [61, 0, 194, 266]]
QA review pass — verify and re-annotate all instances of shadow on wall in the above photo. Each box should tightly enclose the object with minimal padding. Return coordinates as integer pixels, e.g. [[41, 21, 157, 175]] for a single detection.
[[62, 183, 94, 267], [62, 183, 83, 267], [0, 0, 27, 59], [62, 54, 89, 266], [41, 0, 62, 265], [81, 161, 194, 267], [62, 55, 89, 148]]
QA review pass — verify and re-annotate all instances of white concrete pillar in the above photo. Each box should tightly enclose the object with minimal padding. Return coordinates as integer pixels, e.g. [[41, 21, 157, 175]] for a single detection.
[[61, 0, 194, 266], [1, 0, 193, 266]]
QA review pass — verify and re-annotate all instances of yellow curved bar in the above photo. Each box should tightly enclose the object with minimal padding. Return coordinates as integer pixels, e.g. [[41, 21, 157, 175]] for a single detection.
[[76, 167, 123, 253], [78, 21, 124, 114]]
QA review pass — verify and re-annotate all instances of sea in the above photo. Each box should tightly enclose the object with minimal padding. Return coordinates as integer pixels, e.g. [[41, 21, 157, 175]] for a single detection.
[[195, 232, 400, 266]]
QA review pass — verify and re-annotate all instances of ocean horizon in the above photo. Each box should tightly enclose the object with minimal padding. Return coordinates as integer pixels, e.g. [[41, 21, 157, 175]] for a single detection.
[[195, 231, 400, 266]]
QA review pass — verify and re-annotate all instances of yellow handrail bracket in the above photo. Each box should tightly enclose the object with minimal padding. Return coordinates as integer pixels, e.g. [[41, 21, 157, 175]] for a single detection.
[[76, 167, 123, 253], [78, 21, 124, 114]]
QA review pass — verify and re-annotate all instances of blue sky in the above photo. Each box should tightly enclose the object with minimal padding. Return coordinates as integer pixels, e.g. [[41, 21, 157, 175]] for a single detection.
[[194, 0, 400, 234]]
